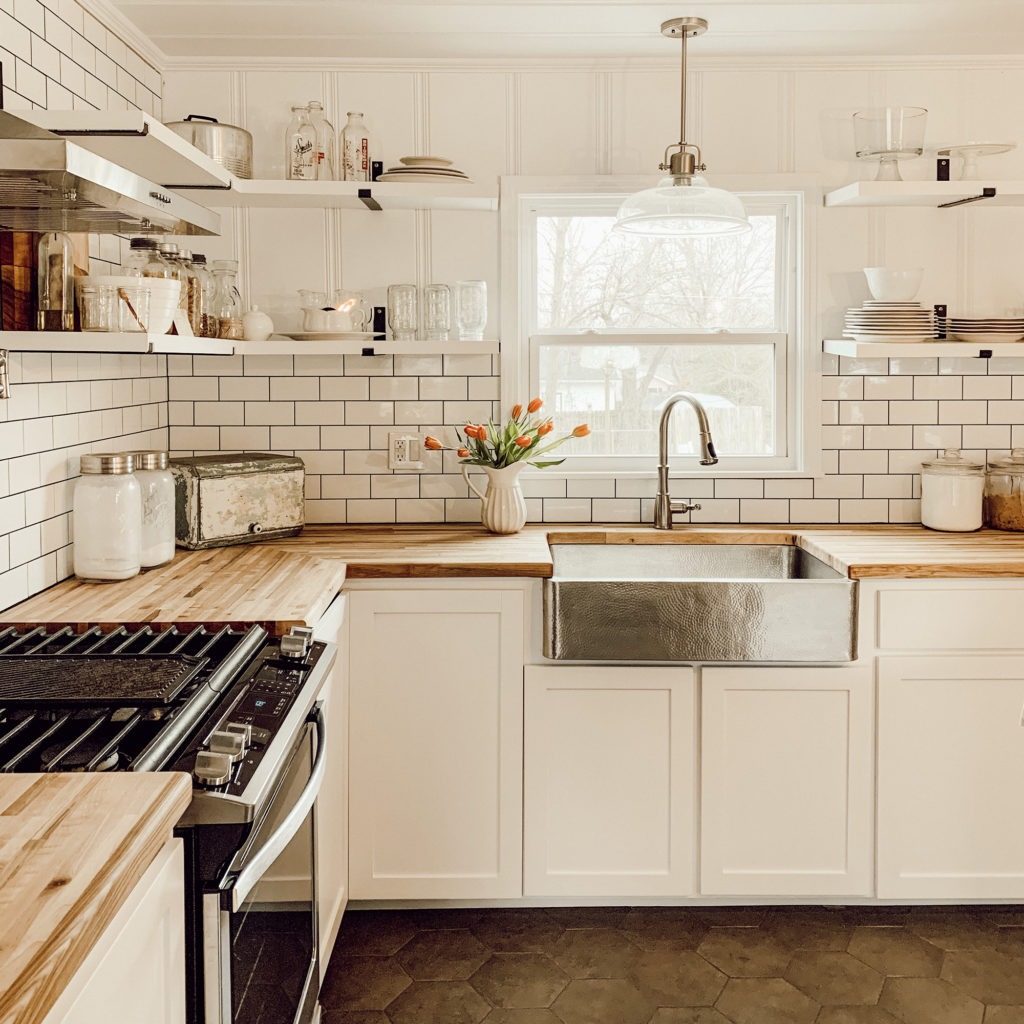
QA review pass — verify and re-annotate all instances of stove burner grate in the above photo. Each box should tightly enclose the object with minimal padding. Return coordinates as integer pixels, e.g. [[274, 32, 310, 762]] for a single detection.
[[0, 655, 208, 706]]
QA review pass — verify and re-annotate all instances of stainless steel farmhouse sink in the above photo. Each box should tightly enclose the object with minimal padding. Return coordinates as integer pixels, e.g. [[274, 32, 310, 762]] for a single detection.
[[543, 543, 857, 663]]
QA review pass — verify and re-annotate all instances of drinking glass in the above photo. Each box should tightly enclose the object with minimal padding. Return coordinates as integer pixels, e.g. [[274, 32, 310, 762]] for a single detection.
[[388, 284, 418, 341], [423, 283, 451, 342], [117, 285, 151, 333], [455, 280, 488, 341], [78, 283, 117, 331]]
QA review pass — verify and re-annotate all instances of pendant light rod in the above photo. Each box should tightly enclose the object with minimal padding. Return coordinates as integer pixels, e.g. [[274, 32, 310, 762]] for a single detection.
[[660, 16, 708, 180]]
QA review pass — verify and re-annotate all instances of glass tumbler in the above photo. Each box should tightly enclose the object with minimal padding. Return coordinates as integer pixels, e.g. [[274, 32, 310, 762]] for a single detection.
[[423, 283, 451, 342], [78, 283, 117, 331], [116, 285, 151, 333], [455, 280, 488, 341], [387, 283, 418, 342]]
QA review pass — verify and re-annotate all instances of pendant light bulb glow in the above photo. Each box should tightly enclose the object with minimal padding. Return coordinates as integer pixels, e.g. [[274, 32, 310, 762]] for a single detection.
[[615, 17, 750, 237]]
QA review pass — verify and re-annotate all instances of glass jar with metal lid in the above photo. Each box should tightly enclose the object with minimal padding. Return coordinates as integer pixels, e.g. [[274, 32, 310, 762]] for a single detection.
[[73, 454, 142, 581], [985, 448, 1024, 531], [132, 450, 176, 568], [920, 448, 984, 532]]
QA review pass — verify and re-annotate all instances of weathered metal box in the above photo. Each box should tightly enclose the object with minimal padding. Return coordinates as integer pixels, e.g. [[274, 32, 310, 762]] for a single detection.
[[170, 453, 305, 549]]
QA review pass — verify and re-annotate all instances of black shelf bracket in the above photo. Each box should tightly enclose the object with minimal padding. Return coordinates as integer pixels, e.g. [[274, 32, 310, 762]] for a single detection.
[[938, 186, 996, 209], [358, 188, 382, 212]]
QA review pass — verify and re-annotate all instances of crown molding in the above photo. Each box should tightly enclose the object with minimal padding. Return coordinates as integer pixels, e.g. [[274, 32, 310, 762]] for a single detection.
[[77, 0, 168, 71], [161, 52, 1024, 75]]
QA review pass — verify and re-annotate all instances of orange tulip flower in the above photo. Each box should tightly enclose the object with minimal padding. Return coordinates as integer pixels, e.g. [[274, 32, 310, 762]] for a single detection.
[[477, 425, 488, 441], [424, 436, 443, 450], [514, 435, 532, 448], [527, 397, 543, 414], [464, 423, 480, 438], [537, 420, 554, 436], [572, 424, 590, 437], [457, 447, 470, 458], [511, 403, 523, 420]]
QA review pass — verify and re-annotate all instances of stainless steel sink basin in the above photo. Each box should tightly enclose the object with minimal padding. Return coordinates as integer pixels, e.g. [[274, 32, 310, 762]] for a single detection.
[[543, 543, 857, 663]]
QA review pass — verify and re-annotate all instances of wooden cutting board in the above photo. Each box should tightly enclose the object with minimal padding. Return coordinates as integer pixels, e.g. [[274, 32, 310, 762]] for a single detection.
[[0, 772, 191, 1024]]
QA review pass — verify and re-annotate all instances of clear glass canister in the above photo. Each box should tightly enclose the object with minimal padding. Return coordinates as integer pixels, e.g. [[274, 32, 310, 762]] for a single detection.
[[133, 450, 176, 568], [211, 259, 244, 340], [920, 448, 985, 532], [985, 448, 1024, 531], [73, 453, 142, 581]]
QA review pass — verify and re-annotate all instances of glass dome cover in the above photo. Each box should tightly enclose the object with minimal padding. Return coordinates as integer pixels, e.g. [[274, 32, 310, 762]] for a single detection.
[[615, 174, 750, 236]]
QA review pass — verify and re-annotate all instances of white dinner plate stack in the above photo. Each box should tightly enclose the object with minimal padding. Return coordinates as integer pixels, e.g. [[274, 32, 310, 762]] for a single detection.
[[377, 156, 473, 183], [938, 315, 1024, 344], [843, 301, 935, 343]]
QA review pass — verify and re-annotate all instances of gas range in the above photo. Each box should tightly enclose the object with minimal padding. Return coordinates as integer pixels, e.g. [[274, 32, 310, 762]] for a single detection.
[[0, 622, 333, 823]]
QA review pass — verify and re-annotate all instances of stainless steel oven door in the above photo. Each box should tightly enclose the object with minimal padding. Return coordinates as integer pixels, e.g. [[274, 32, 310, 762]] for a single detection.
[[202, 702, 326, 1024]]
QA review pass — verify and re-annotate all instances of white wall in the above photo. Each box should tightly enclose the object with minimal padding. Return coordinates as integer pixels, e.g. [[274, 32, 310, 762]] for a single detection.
[[0, 0, 168, 609], [162, 58, 1024, 525]]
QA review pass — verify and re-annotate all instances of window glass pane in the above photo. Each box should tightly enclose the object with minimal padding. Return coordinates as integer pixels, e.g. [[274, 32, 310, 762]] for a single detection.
[[536, 212, 779, 331], [537, 343, 776, 458]]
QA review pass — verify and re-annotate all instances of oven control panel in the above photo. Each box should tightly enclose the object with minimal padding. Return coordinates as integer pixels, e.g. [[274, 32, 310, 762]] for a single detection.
[[177, 628, 328, 793]]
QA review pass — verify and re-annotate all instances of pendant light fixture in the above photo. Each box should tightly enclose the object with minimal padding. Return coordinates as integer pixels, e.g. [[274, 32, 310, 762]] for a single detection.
[[614, 17, 750, 236]]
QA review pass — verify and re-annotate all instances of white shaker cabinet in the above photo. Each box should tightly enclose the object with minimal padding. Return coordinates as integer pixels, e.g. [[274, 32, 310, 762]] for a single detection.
[[48, 840, 185, 1024], [877, 655, 1024, 899], [347, 585, 525, 899], [700, 665, 874, 897], [523, 666, 697, 898], [313, 595, 350, 980]]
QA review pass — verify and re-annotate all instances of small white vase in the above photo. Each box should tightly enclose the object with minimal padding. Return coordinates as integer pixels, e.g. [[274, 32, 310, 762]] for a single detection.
[[461, 463, 528, 534]]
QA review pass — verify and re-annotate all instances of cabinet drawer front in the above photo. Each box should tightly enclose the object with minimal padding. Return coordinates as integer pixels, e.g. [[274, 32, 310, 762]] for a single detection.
[[877, 586, 1024, 651]]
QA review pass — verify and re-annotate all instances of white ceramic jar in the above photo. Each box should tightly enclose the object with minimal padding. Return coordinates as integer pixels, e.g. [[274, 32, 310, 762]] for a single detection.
[[73, 453, 142, 581], [133, 450, 176, 568], [920, 448, 985, 532]]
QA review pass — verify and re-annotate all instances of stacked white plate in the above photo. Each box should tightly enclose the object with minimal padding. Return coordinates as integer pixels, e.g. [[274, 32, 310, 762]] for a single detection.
[[938, 315, 1024, 344], [843, 301, 935, 343], [377, 155, 473, 183]]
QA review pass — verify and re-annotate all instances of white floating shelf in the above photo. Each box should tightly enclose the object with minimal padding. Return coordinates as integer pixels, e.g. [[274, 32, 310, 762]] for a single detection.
[[824, 338, 1024, 358], [824, 180, 1024, 208], [235, 338, 500, 357], [0, 331, 235, 355], [181, 178, 498, 212]]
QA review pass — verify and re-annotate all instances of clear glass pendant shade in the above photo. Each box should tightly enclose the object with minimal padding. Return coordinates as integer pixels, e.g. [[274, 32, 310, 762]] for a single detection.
[[615, 175, 750, 236]]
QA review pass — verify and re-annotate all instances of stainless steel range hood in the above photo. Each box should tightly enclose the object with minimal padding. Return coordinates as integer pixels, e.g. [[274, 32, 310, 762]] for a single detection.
[[0, 110, 220, 235]]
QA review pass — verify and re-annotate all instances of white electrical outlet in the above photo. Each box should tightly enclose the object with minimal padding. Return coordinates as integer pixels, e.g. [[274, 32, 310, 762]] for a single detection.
[[388, 431, 425, 471]]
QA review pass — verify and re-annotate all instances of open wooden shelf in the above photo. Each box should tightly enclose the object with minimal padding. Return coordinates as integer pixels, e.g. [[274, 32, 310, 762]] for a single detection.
[[0, 331, 235, 355], [181, 178, 498, 212], [236, 338, 499, 357], [824, 180, 1024, 208], [824, 338, 1024, 358]]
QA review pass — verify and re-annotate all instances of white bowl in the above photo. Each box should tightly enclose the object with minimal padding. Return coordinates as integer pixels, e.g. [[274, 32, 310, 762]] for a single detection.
[[863, 267, 924, 302], [82, 275, 181, 334]]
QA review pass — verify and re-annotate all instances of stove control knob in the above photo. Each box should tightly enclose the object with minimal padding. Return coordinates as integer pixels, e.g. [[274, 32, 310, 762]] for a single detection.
[[280, 626, 312, 660], [194, 750, 233, 787], [209, 729, 246, 763], [224, 721, 252, 748]]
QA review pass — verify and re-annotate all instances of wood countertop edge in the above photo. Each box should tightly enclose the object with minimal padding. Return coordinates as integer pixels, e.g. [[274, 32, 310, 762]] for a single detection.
[[0, 772, 191, 1024]]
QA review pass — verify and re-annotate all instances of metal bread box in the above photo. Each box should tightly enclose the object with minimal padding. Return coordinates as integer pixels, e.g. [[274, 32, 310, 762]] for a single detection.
[[170, 453, 305, 549]]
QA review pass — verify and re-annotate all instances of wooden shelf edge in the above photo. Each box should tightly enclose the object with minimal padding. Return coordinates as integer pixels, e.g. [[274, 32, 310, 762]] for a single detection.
[[235, 338, 500, 357], [0, 331, 234, 355], [823, 338, 1024, 358]]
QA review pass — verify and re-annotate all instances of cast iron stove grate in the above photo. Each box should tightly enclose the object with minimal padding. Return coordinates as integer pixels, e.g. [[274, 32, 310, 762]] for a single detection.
[[0, 655, 208, 706]]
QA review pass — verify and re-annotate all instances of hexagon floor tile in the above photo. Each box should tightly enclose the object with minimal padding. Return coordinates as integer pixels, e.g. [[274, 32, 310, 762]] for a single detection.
[[319, 906, 1024, 1023]]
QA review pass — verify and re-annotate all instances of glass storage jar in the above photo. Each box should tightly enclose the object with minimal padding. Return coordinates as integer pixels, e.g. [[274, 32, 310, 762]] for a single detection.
[[211, 259, 244, 339], [73, 453, 142, 581], [984, 448, 1024, 531], [132, 450, 176, 568], [36, 231, 75, 331], [920, 448, 984, 532]]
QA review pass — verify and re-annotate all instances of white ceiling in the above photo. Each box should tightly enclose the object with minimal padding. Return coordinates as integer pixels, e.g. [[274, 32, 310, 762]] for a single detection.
[[112, 0, 1024, 61]]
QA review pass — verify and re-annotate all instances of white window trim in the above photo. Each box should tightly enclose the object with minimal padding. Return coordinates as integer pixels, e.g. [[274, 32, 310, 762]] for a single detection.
[[499, 174, 822, 479]]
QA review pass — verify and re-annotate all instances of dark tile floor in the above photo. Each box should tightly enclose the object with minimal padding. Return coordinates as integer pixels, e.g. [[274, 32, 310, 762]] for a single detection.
[[320, 905, 1024, 1024]]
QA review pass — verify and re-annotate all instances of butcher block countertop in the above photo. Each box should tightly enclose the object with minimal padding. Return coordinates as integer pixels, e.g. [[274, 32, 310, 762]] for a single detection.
[[4, 524, 1024, 631], [0, 772, 191, 1024]]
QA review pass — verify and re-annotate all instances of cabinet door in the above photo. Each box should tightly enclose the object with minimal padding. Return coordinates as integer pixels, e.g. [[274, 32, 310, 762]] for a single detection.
[[878, 655, 1024, 899], [51, 840, 185, 1024], [701, 665, 874, 897], [524, 666, 697, 897], [348, 588, 524, 899], [313, 595, 349, 981]]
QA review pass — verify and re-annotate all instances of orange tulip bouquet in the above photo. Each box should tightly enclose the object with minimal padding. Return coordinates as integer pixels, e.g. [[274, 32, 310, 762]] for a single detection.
[[425, 398, 589, 469], [424, 400, 589, 534]]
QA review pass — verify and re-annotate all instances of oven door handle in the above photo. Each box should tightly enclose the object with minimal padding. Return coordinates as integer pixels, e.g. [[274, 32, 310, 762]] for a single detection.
[[228, 701, 326, 912]]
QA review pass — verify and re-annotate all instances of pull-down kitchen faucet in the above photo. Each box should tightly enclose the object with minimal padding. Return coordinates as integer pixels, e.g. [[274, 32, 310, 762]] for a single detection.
[[653, 391, 719, 529]]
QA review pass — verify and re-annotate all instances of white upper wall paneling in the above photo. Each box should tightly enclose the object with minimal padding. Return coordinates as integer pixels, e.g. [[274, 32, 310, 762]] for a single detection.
[[519, 72, 598, 176], [427, 72, 508, 181]]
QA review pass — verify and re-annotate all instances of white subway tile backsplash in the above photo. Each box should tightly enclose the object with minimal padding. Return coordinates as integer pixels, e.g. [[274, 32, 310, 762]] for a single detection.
[[370, 377, 417, 402], [270, 376, 320, 402], [839, 400, 889, 425], [838, 498, 889, 523], [912, 424, 962, 450], [888, 400, 938, 425], [938, 400, 988, 424], [963, 376, 1012, 401]]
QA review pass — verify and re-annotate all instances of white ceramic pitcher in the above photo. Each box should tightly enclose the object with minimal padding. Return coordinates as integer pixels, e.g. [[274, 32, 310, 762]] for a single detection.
[[461, 463, 527, 534]]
